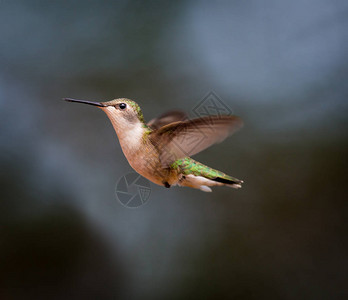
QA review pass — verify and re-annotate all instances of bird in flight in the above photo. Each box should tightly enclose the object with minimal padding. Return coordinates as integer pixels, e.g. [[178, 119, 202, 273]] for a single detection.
[[64, 98, 243, 192]]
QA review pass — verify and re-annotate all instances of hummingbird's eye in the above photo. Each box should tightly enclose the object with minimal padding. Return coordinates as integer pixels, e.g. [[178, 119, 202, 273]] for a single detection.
[[119, 103, 127, 110]]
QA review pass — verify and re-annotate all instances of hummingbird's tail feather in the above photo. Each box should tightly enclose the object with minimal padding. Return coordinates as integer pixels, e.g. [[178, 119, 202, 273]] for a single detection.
[[172, 158, 243, 192], [179, 174, 242, 192], [211, 176, 243, 189]]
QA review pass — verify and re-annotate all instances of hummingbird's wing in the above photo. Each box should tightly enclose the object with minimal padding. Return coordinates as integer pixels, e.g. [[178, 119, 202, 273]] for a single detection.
[[147, 110, 188, 130], [149, 115, 243, 167]]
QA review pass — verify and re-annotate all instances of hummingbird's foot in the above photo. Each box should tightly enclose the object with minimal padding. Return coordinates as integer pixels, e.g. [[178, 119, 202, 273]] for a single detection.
[[163, 181, 171, 188]]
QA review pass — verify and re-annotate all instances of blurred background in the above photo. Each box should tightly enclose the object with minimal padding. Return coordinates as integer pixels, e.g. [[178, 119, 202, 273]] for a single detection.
[[1, 1, 347, 299]]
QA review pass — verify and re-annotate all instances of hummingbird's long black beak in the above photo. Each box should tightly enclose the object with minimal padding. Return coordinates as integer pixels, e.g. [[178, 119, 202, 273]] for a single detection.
[[63, 98, 107, 107]]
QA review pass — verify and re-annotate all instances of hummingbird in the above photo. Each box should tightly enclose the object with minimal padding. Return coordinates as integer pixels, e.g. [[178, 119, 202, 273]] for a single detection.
[[64, 98, 244, 192]]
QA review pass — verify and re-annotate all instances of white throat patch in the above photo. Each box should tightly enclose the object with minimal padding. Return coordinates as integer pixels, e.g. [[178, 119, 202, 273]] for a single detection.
[[101, 106, 145, 151]]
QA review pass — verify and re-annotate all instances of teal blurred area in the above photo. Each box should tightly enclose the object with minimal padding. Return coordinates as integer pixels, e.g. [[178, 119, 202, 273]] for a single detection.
[[0, 1, 347, 299]]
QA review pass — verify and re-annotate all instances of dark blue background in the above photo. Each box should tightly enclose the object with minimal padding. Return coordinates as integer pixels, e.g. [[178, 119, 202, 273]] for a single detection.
[[1, 1, 347, 299]]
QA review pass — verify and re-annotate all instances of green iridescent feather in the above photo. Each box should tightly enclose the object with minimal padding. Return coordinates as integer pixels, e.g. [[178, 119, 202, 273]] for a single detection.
[[123, 99, 146, 124], [103, 98, 147, 124], [171, 157, 241, 183]]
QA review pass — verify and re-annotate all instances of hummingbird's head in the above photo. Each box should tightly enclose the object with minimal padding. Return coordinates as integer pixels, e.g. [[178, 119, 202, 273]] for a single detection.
[[64, 97, 146, 127], [64, 97, 150, 149], [101, 98, 146, 125]]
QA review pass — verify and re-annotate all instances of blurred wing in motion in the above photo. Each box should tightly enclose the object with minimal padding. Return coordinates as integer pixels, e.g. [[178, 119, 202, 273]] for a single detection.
[[147, 110, 188, 130], [149, 115, 243, 167]]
